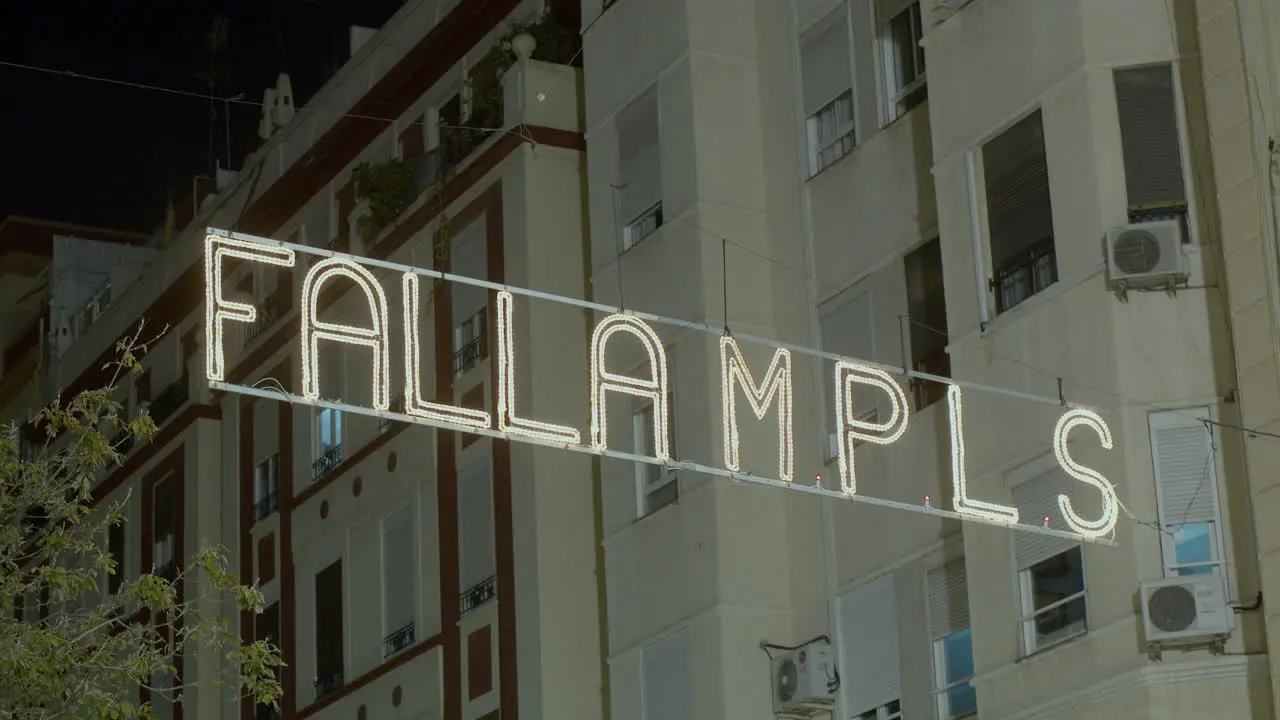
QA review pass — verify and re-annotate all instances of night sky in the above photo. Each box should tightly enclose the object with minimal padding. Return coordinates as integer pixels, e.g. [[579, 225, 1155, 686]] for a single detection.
[[1, 0, 405, 233]]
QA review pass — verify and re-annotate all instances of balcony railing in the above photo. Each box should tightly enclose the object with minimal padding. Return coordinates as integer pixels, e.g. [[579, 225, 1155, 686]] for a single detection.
[[994, 237, 1058, 314], [253, 490, 280, 523], [460, 575, 497, 615], [148, 375, 189, 428], [245, 286, 291, 347], [383, 622, 416, 659], [312, 444, 342, 481], [452, 308, 488, 379], [313, 668, 344, 700]]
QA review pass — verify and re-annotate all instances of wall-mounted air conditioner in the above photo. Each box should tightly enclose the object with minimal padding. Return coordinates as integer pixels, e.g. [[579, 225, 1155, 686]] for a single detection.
[[1140, 574, 1231, 646], [1105, 219, 1190, 290], [771, 640, 837, 714]]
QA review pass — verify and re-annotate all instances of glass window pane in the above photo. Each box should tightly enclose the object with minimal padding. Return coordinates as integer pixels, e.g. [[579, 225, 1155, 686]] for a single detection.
[[1173, 522, 1214, 566], [943, 628, 974, 684], [946, 680, 977, 718], [1028, 547, 1084, 611], [1033, 594, 1087, 646]]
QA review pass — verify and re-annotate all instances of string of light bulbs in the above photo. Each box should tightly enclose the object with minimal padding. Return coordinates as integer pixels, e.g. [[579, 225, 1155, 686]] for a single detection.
[[589, 314, 671, 459], [299, 258, 392, 411], [720, 336, 794, 483], [834, 361, 910, 496]]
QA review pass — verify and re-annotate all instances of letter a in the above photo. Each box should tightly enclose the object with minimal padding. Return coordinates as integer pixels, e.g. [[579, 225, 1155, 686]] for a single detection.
[[589, 314, 670, 457], [300, 258, 391, 410], [720, 336, 793, 482]]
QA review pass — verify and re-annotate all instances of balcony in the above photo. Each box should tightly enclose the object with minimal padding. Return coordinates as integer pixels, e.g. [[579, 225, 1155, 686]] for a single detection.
[[452, 308, 488, 379], [383, 622, 416, 659], [312, 445, 342, 481], [253, 490, 280, 523], [460, 575, 497, 615], [994, 238, 1058, 314], [244, 286, 291, 348], [148, 374, 190, 428], [313, 668, 344, 700]]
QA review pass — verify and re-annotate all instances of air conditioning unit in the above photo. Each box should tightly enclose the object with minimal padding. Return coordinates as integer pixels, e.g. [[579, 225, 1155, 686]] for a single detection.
[[1105, 220, 1190, 290], [772, 640, 837, 714], [1140, 574, 1231, 646]]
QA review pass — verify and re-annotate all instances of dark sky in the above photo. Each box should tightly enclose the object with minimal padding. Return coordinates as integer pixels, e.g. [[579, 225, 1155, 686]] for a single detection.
[[0, 0, 404, 233]]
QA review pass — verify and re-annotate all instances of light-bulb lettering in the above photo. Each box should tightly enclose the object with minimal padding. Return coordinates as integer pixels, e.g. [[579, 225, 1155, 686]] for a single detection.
[[497, 290, 581, 444], [1053, 408, 1119, 538], [300, 258, 391, 410], [720, 336, 793, 482], [589, 314, 669, 457], [401, 272, 492, 430], [204, 233, 296, 382], [834, 361, 909, 495], [946, 384, 1019, 523]]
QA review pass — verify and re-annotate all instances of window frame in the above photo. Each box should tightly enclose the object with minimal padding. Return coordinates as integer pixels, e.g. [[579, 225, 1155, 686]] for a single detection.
[[1016, 545, 1088, 656], [1148, 407, 1227, 578], [633, 395, 677, 518], [876, 0, 927, 125], [799, 6, 858, 176], [931, 629, 977, 719]]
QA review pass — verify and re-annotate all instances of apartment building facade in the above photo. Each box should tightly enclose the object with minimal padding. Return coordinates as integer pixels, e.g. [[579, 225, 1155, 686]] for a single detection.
[[3, 1, 603, 719], [583, 0, 1276, 718]]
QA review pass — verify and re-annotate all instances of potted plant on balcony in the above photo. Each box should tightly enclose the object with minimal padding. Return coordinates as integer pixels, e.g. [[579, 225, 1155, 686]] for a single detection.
[[351, 157, 414, 246]]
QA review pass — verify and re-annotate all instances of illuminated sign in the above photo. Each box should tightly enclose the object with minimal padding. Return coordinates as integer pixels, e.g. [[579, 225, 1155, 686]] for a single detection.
[[205, 230, 1120, 544]]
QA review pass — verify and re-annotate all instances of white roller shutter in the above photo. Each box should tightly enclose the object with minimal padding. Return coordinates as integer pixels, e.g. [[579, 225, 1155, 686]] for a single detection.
[[927, 558, 970, 640], [1149, 409, 1217, 526], [383, 505, 415, 634], [839, 574, 901, 716], [643, 631, 691, 720], [800, 10, 853, 117], [1011, 466, 1078, 570], [458, 460, 495, 591], [617, 88, 662, 225]]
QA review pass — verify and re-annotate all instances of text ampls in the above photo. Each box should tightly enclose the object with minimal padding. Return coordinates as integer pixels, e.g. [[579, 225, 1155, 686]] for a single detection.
[[205, 231, 1120, 540]]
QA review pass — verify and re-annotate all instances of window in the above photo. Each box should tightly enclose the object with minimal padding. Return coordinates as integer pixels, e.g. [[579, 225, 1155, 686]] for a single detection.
[[383, 506, 416, 658], [314, 560, 345, 699], [928, 559, 976, 719], [618, 87, 663, 249], [459, 459, 496, 614], [879, 0, 926, 123], [904, 238, 949, 409], [1114, 64, 1189, 227], [820, 290, 876, 452], [634, 396, 677, 517], [108, 520, 125, 596], [983, 110, 1057, 314], [801, 10, 855, 174], [451, 217, 489, 377], [254, 453, 280, 522], [314, 408, 343, 479], [1011, 466, 1088, 655], [642, 631, 691, 720], [1149, 409, 1224, 576], [839, 575, 902, 720], [152, 475, 177, 580]]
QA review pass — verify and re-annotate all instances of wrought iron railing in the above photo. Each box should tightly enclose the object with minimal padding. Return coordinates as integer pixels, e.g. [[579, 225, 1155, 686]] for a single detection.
[[148, 375, 189, 428], [994, 238, 1058, 314], [460, 575, 497, 615], [383, 622, 416, 659], [452, 309, 488, 379], [313, 668, 344, 700], [312, 444, 342, 480], [253, 490, 280, 523]]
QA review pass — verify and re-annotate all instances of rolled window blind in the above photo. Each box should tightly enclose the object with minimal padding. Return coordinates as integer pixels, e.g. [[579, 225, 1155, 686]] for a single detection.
[[927, 558, 970, 640], [839, 574, 901, 715], [982, 110, 1054, 265], [1011, 466, 1078, 570], [801, 11, 853, 117], [1114, 64, 1186, 209], [1149, 408, 1217, 526], [617, 88, 662, 225], [643, 631, 691, 720]]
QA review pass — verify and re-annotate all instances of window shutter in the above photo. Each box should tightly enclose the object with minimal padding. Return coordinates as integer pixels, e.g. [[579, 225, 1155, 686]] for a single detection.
[[839, 574, 901, 714], [1114, 65, 1186, 209], [642, 631, 691, 720], [800, 11, 853, 117], [1010, 467, 1078, 570], [617, 88, 662, 225], [383, 506, 415, 633], [450, 216, 488, 322], [459, 461, 495, 591], [982, 111, 1054, 264], [1149, 409, 1217, 525], [927, 558, 970, 640]]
